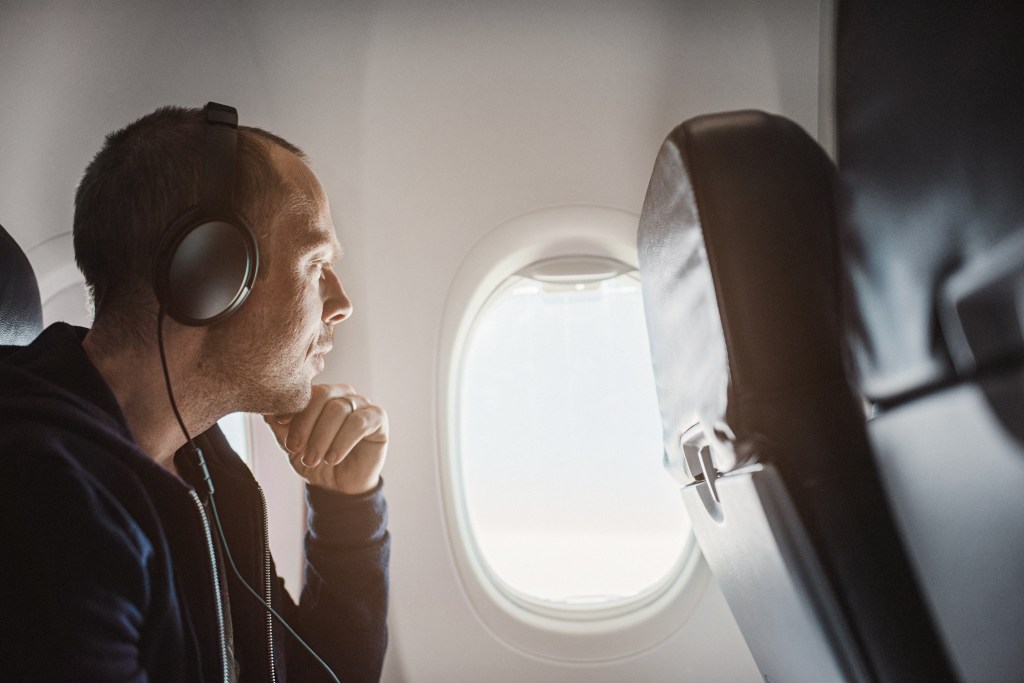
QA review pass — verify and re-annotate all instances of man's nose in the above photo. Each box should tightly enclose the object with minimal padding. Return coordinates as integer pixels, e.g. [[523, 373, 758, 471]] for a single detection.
[[322, 267, 352, 325]]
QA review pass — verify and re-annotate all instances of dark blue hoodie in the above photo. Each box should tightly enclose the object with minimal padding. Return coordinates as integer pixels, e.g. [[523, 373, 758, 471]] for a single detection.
[[0, 323, 389, 682]]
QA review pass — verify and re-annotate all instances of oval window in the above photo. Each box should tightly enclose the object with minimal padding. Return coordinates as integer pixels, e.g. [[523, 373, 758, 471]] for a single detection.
[[458, 256, 691, 608]]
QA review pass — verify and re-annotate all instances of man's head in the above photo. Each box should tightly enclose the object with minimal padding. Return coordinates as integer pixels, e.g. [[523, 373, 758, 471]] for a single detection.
[[74, 105, 300, 329], [74, 105, 350, 416]]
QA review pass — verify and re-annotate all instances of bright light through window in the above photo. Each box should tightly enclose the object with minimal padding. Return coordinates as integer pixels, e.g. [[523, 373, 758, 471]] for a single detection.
[[459, 266, 691, 607]]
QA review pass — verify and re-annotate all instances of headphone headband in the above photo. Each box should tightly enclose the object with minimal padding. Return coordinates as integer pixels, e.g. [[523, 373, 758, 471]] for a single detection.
[[201, 102, 238, 211]]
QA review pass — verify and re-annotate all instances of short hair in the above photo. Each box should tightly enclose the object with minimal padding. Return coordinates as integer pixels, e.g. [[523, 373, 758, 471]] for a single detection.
[[73, 105, 306, 325]]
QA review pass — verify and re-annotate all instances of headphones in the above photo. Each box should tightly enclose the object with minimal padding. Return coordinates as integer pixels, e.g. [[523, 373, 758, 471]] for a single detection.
[[154, 102, 259, 326]]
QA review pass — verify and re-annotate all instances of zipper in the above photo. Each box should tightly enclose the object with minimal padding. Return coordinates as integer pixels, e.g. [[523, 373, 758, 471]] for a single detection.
[[257, 484, 277, 683], [189, 489, 230, 683]]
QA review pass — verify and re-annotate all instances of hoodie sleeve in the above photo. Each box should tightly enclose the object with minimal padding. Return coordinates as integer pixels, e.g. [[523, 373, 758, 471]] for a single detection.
[[272, 481, 390, 683]]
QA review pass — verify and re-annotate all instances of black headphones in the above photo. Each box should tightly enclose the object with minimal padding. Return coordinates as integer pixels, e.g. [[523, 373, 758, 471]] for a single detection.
[[154, 102, 259, 326]]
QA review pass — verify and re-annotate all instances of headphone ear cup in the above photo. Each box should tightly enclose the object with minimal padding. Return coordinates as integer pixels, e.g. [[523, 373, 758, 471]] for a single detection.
[[156, 210, 259, 326]]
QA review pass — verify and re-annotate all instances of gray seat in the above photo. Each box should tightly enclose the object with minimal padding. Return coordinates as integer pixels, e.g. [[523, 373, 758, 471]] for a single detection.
[[837, 2, 1024, 680], [638, 110, 952, 682], [0, 224, 43, 345]]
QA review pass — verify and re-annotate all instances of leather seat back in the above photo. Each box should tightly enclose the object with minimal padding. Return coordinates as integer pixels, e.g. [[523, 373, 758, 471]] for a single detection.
[[639, 110, 951, 681]]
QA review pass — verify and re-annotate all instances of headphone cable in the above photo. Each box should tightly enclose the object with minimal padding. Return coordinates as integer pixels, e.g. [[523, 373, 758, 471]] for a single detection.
[[157, 307, 341, 683]]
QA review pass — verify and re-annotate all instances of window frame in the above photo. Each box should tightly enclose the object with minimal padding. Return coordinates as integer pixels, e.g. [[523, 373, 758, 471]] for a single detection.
[[437, 205, 710, 662]]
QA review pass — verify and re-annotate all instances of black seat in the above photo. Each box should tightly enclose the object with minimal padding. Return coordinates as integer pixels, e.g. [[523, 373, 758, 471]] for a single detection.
[[837, 2, 1024, 680], [638, 110, 952, 682], [0, 224, 43, 345]]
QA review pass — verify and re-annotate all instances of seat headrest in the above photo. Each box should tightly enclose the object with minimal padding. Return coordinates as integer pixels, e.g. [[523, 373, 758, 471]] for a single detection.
[[639, 111, 844, 449], [0, 223, 43, 345], [837, 2, 1024, 402]]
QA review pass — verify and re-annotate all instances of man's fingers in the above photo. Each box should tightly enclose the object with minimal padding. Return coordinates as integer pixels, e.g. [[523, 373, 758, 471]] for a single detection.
[[262, 384, 388, 496], [302, 395, 357, 466], [297, 390, 382, 467], [280, 384, 354, 454], [325, 405, 387, 466]]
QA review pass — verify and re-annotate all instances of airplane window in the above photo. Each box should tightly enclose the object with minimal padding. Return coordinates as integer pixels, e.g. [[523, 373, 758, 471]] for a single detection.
[[218, 412, 252, 466], [458, 259, 691, 608]]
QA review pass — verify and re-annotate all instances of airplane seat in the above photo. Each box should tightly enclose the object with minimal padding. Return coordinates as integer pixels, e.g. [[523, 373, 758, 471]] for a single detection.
[[837, 2, 1024, 681], [0, 223, 43, 345], [638, 110, 953, 682]]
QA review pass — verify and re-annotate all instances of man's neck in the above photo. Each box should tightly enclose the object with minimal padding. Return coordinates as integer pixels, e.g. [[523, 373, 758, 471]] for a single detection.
[[82, 326, 212, 474]]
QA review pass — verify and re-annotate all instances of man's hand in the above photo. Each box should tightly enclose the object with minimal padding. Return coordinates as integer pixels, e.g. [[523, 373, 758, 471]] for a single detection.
[[263, 384, 388, 495]]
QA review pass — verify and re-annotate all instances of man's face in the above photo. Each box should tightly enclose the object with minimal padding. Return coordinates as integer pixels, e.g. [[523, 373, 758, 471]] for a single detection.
[[204, 147, 351, 416]]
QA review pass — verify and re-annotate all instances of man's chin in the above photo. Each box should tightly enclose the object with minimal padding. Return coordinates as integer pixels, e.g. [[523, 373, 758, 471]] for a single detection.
[[275, 382, 314, 415], [239, 379, 312, 418]]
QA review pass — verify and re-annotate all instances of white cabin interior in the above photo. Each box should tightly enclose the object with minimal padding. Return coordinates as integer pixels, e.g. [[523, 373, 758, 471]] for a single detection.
[[0, 2, 832, 680]]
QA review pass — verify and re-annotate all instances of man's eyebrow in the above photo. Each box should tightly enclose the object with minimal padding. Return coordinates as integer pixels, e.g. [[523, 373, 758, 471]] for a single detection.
[[297, 232, 343, 261], [325, 237, 344, 261], [328, 242, 344, 262]]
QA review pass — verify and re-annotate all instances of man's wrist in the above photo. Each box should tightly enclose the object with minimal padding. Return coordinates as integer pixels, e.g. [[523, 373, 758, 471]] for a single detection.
[[327, 474, 381, 497], [306, 478, 388, 545]]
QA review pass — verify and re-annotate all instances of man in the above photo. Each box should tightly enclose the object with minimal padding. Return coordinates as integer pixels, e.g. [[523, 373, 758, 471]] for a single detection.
[[0, 105, 389, 681]]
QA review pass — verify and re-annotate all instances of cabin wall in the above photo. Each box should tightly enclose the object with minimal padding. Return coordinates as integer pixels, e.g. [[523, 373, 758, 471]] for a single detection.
[[352, 3, 820, 681], [0, 1, 825, 681]]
